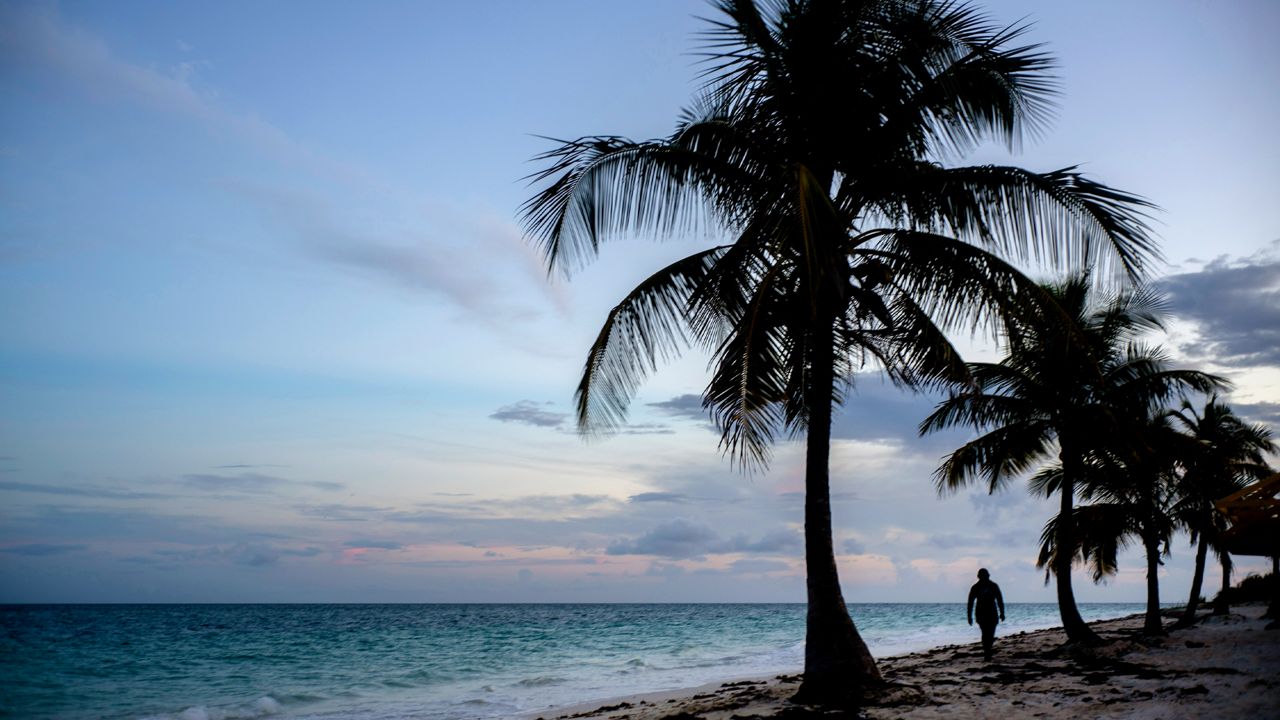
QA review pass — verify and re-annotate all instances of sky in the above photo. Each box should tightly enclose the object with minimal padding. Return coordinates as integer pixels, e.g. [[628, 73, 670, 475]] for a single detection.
[[1, 0, 1278, 604]]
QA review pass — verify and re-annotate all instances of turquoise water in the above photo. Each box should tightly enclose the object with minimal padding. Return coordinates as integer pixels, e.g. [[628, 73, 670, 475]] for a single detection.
[[1, 603, 1151, 720]]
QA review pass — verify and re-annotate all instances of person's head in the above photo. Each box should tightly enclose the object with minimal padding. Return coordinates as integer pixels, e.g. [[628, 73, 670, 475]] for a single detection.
[[977, 568, 990, 580]]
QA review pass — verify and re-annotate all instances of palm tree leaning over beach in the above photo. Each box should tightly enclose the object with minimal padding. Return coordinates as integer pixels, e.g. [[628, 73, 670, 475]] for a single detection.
[[921, 277, 1220, 644], [1169, 398, 1275, 627], [522, 1, 1156, 703]]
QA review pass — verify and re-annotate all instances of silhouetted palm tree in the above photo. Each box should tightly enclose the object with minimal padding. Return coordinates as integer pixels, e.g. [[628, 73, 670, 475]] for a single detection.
[[522, 1, 1156, 701], [1168, 398, 1275, 627], [1041, 409, 1202, 636], [921, 277, 1219, 644]]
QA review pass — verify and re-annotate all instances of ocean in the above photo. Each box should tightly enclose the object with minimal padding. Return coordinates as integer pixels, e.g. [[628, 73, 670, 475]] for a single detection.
[[1, 603, 1153, 720]]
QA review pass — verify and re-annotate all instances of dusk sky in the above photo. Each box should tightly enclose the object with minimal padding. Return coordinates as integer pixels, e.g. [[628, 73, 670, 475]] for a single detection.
[[1, 0, 1277, 604]]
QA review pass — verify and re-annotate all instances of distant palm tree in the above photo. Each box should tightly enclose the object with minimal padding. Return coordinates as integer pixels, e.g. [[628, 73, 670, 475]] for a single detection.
[[522, 1, 1156, 701], [1168, 398, 1275, 627], [1039, 409, 1201, 636], [921, 277, 1220, 644]]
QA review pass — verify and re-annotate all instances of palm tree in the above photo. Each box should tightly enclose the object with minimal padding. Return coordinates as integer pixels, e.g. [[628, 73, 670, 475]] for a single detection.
[[1117, 416, 1188, 636], [1040, 409, 1200, 636], [1168, 398, 1275, 627], [921, 277, 1221, 644], [521, 1, 1156, 702]]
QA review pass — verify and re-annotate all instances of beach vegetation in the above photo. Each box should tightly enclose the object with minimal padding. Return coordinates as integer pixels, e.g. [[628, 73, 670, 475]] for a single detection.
[[1214, 570, 1279, 605]]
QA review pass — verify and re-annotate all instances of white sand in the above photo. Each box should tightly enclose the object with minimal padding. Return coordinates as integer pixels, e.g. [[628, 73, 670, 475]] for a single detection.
[[530, 603, 1279, 720]]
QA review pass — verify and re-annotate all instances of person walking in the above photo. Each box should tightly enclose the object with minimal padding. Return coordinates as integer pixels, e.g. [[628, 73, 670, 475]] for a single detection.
[[968, 568, 1006, 661]]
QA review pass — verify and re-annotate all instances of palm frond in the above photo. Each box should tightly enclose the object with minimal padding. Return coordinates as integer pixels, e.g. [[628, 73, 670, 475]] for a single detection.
[[521, 132, 768, 275], [869, 164, 1159, 280], [702, 260, 793, 471], [920, 387, 1039, 437], [934, 419, 1054, 495], [878, 6, 1057, 155], [860, 228, 1048, 340], [575, 247, 728, 434], [1037, 503, 1134, 583], [1028, 463, 1063, 498]]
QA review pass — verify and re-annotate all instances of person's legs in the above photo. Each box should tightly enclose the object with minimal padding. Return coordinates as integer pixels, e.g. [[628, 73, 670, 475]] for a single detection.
[[979, 621, 996, 660]]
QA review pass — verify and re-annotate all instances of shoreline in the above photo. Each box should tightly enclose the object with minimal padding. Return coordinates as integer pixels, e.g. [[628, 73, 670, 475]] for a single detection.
[[528, 603, 1279, 719]]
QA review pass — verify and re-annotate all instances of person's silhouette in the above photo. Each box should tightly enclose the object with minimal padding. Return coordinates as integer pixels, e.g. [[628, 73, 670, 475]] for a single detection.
[[967, 568, 1005, 661]]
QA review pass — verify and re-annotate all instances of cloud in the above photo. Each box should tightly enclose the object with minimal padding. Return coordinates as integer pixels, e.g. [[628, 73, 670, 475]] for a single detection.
[[229, 543, 322, 567], [231, 544, 282, 567], [908, 557, 982, 585], [729, 558, 791, 574], [967, 489, 1038, 526], [382, 494, 621, 532], [842, 538, 867, 554], [619, 423, 675, 436], [647, 394, 706, 420], [153, 543, 323, 567], [344, 540, 403, 550], [606, 519, 799, 559], [233, 182, 561, 327], [476, 494, 613, 516], [0, 481, 170, 500], [213, 464, 287, 470], [606, 518, 720, 559], [295, 503, 390, 522], [628, 492, 688, 503], [644, 562, 686, 579], [305, 221, 500, 312], [489, 401, 567, 428], [0, 543, 87, 556], [1159, 243, 1280, 368], [831, 375, 961, 451], [1, 507, 234, 546], [715, 529, 801, 554], [181, 472, 342, 494], [1233, 401, 1280, 426], [927, 533, 987, 550]]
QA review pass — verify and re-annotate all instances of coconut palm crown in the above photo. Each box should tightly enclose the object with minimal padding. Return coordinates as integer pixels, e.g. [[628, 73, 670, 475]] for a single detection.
[[522, 0, 1157, 703]]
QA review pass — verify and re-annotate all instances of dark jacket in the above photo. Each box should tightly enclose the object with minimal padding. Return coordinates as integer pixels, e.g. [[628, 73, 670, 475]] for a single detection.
[[968, 579, 1005, 625]]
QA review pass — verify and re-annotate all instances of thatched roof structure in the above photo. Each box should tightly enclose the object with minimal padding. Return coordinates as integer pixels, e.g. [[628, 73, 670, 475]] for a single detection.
[[1215, 472, 1280, 557]]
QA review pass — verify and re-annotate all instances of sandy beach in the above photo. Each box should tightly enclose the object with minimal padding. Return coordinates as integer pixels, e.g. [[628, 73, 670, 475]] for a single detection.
[[532, 603, 1279, 720]]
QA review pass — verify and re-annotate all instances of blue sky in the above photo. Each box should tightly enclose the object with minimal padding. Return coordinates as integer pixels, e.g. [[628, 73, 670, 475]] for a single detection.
[[1, 0, 1277, 603]]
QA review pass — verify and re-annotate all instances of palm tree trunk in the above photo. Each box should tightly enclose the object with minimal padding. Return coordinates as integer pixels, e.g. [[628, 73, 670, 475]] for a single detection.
[[1175, 536, 1209, 628], [1142, 532, 1164, 635], [1055, 454, 1101, 645], [794, 322, 881, 706], [1213, 556, 1231, 615]]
